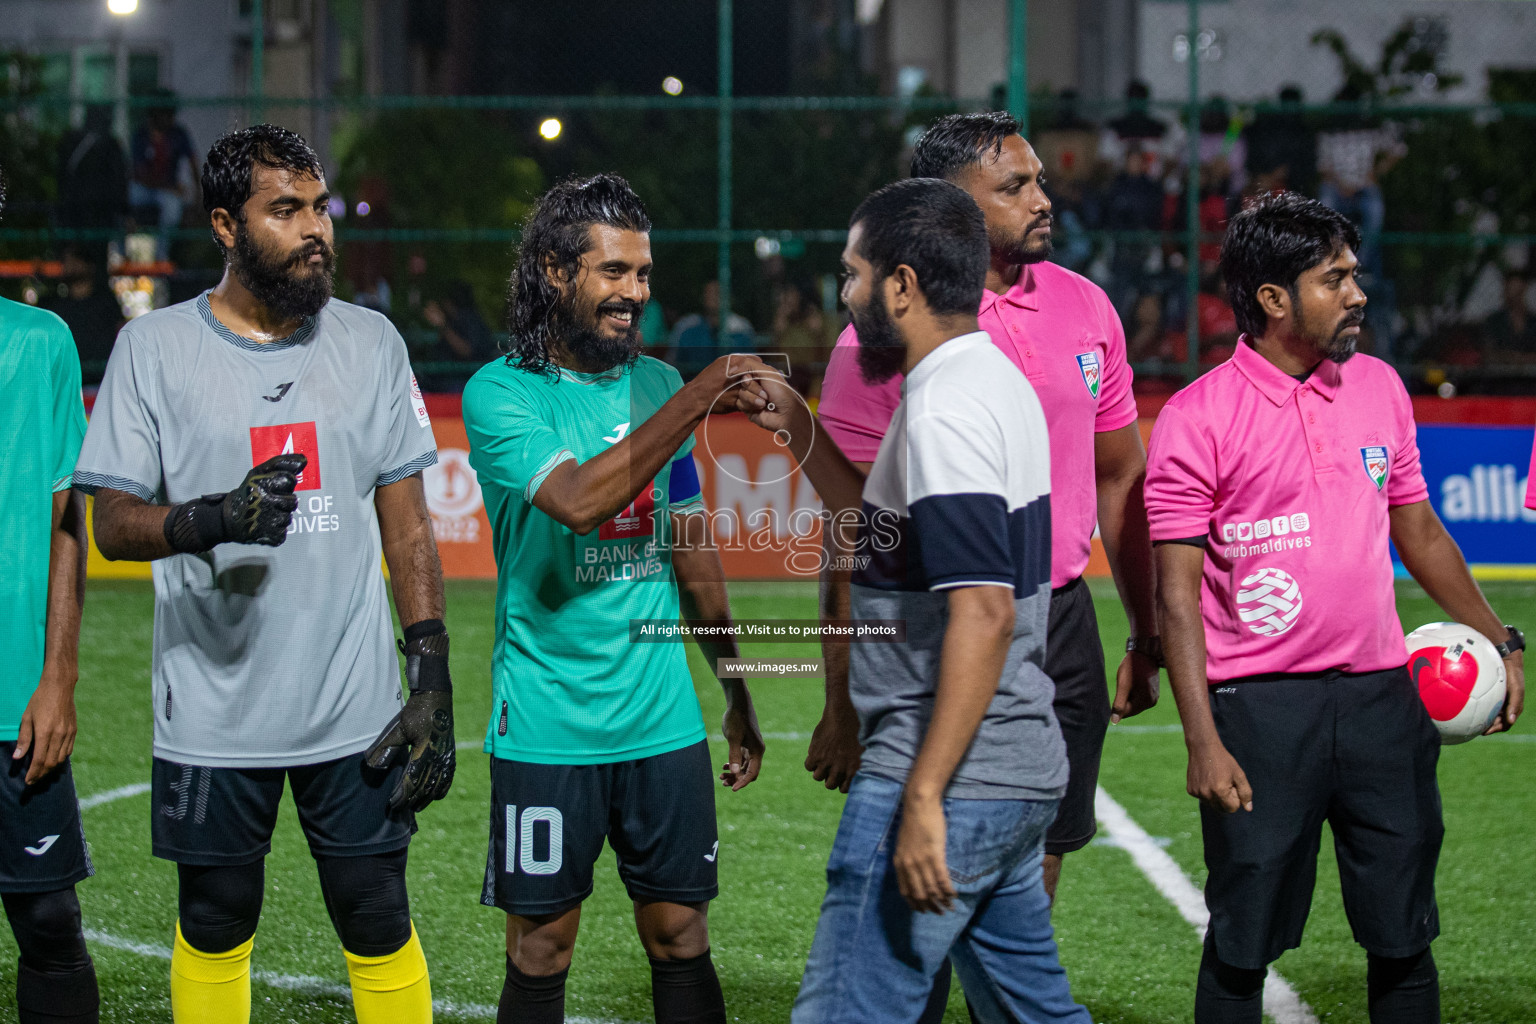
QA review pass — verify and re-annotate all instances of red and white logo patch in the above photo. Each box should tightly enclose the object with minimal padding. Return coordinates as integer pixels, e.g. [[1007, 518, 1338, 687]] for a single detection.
[[409, 373, 430, 428], [250, 422, 322, 491], [599, 485, 656, 540]]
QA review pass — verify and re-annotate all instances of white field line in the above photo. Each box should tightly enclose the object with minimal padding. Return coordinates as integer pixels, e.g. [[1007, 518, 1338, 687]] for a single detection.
[[76, 772, 628, 1023], [78, 782, 151, 809], [83, 927, 626, 1022], [711, 730, 810, 742], [1095, 787, 1320, 1024]]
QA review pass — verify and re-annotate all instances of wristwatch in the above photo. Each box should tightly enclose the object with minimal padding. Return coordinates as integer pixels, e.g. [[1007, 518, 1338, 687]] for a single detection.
[[1494, 625, 1525, 659], [1126, 635, 1164, 668]]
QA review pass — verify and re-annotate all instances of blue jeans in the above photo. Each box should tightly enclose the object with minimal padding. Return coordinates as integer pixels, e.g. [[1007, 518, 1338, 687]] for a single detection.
[[792, 773, 1091, 1024]]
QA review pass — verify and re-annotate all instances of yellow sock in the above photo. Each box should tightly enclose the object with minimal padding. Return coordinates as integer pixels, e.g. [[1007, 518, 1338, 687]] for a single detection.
[[343, 921, 433, 1024], [170, 921, 253, 1024]]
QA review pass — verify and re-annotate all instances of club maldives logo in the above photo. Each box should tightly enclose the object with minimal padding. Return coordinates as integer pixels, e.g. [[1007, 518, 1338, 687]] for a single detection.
[[1075, 352, 1101, 398], [1360, 446, 1389, 491], [250, 422, 321, 491]]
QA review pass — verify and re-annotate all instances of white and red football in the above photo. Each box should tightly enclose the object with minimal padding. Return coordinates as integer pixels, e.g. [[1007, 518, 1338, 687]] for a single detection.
[[1405, 622, 1507, 745]]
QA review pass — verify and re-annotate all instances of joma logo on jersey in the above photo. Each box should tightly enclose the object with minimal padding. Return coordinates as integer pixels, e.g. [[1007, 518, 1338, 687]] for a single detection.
[[1360, 446, 1389, 491], [599, 484, 656, 540], [24, 835, 58, 857], [250, 422, 322, 491], [1075, 352, 1101, 398]]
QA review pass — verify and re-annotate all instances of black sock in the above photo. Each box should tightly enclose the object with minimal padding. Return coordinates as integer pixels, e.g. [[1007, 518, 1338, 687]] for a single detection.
[[17, 961, 100, 1024], [1368, 949, 1439, 1024], [498, 956, 568, 1024], [1195, 935, 1266, 1024], [650, 949, 725, 1024]]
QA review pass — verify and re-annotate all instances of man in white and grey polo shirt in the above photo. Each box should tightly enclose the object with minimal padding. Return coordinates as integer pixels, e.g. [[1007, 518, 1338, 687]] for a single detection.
[[734, 177, 1089, 1023]]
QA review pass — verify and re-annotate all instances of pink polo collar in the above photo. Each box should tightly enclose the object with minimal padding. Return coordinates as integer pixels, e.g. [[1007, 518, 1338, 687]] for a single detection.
[[1232, 335, 1343, 406]]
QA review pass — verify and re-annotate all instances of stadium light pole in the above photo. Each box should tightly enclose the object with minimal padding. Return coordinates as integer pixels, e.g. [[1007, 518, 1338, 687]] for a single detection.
[[1183, 0, 1201, 384], [716, 0, 733, 326], [1006, 0, 1027, 134], [250, 0, 265, 124]]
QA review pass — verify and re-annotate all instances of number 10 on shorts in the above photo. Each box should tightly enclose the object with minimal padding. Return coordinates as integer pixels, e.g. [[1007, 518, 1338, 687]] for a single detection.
[[505, 805, 563, 876]]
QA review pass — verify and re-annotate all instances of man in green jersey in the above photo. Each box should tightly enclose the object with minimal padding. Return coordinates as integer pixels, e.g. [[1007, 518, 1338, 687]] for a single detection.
[[0, 167, 99, 1024], [464, 174, 768, 1024]]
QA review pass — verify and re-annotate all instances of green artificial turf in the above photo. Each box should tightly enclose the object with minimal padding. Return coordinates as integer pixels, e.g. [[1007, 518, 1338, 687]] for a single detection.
[[1, 578, 1530, 1022]]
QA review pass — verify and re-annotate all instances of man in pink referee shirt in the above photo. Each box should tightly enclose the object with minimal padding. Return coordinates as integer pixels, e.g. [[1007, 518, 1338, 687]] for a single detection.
[[1147, 192, 1525, 1024], [1527, 433, 1535, 510], [815, 112, 1160, 912]]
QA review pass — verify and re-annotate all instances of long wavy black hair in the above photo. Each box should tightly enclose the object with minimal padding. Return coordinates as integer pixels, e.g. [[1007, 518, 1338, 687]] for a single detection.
[[505, 173, 652, 378]]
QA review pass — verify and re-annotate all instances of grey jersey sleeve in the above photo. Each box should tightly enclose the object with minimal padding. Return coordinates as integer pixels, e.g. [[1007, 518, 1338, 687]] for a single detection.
[[73, 327, 162, 501], [375, 320, 438, 488]]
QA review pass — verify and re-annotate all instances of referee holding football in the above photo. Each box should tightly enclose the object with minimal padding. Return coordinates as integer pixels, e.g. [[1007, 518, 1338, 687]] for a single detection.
[[1146, 191, 1524, 1024], [74, 125, 452, 1024]]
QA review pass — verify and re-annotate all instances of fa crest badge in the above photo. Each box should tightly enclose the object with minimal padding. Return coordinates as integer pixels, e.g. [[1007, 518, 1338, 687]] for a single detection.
[[1075, 352, 1101, 398], [1360, 446, 1389, 491]]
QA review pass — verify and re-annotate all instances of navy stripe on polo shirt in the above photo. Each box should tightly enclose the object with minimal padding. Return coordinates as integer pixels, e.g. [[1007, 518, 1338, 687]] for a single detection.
[[848, 331, 1065, 800]]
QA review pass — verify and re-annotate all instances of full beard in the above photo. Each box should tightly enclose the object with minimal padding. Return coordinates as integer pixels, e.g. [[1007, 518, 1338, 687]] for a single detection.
[[992, 215, 1053, 266], [231, 225, 335, 322], [555, 296, 642, 372], [852, 293, 906, 385]]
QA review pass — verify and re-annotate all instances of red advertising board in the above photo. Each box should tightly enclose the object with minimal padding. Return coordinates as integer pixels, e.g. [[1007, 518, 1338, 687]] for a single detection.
[[83, 392, 1536, 581], [421, 407, 827, 581], [422, 414, 496, 579]]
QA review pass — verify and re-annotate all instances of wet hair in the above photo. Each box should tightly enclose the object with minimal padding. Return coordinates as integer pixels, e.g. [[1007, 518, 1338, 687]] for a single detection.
[[1220, 191, 1361, 338], [849, 178, 988, 317], [910, 111, 1022, 181], [201, 124, 324, 250], [505, 173, 652, 377]]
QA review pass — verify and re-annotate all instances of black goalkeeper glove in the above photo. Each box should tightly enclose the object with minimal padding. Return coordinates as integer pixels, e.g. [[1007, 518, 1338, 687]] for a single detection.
[[364, 621, 455, 813], [163, 454, 307, 554]]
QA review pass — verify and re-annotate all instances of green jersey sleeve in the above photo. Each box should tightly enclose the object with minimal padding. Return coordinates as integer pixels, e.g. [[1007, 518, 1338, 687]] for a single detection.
[[464, 368, 576, 503], [48, 319, 87, 492]]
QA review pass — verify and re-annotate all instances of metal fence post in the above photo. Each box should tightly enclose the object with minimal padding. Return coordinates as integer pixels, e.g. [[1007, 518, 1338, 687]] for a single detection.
[[251, 0, 265, 124], [717, 0, 733, 325], [1183, 0, 1201, 384], [1008, 0, 1028, 133]]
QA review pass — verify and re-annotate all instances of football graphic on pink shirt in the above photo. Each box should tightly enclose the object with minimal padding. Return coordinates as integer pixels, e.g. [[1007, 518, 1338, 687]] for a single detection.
[[1234, 567, 1303, 636]]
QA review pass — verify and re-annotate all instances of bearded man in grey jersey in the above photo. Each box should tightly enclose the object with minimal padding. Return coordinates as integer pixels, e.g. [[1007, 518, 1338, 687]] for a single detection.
[[75, 124, 449, 1024]]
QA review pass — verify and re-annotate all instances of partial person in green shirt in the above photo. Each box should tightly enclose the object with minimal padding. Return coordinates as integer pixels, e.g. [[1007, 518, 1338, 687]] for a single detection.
[[464, 173, 770, 1024], [0, 166, 98, 1024]]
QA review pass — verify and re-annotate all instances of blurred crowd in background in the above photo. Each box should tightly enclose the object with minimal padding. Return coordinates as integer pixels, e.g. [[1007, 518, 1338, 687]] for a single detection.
[[15, 78, 1536, 400]]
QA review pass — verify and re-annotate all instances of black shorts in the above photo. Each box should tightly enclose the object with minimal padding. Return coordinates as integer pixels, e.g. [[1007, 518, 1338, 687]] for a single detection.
[[0, 744, 92, 893], [481, 739, 719, 917], [151, 752, 415, 866], [1203, 666, 1443, 969], [1043, 575, 1111, 856]]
